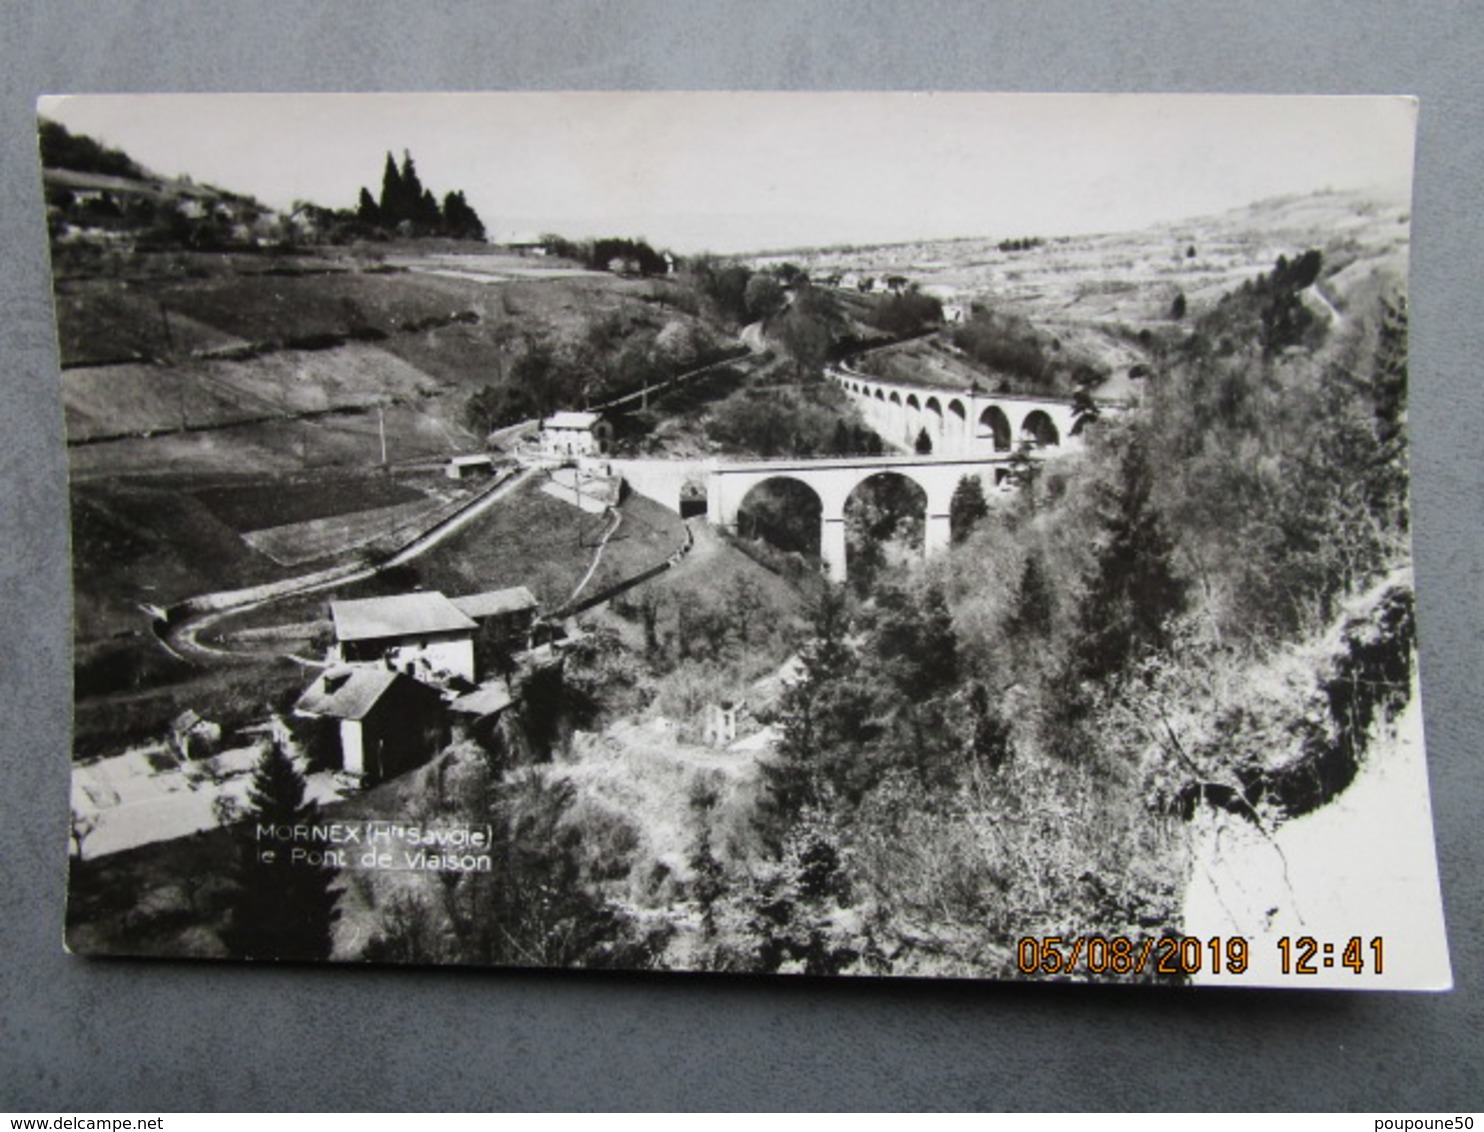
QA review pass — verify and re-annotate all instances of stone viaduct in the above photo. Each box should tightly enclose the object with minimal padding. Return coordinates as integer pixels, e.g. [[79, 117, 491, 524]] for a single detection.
[[827, 365, 1079, 457], [592, 452, 1017, 579], [577, 371, 1085, 580]]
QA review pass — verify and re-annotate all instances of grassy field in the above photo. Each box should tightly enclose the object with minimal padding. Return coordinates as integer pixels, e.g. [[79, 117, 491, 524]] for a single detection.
[[53, 286, 247, 365], [599, 519, 809, 660], [71, 468, 474, 631], [52, 261, 490, 366], [67, 395, 478, 478], [63, 341, 448, 443], [73, 653, 307, 760], [373, 273, 702, 393], [209, 474, 690, 643], [70, 468, 441, 720], [852, 338, 988, 391], [58, 249, 727, 488], [242, 499, 443, 567], [195, 476, 425, 532], [71, 477, 292, 641]]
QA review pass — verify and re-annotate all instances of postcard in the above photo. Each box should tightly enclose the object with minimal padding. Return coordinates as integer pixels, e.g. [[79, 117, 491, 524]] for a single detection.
[[46, 92, 1449, 987]]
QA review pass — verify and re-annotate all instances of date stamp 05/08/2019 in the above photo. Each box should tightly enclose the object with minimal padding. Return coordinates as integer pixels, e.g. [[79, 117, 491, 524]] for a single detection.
[[1017, 935, 1387, 978]]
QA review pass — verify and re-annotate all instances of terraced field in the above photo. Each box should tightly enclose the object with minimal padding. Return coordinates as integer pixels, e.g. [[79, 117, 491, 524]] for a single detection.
[[762, 189, 1410, 330], [204, 474, 689, 646], [194, 476, 425, 531]]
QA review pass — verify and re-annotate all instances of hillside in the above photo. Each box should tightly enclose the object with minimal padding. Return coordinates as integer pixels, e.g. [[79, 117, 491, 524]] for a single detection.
[[56, 252, 728, 458], [42, 117, 275, 255], [756, 189, 1409, 330], [44, 120, 738, 478]]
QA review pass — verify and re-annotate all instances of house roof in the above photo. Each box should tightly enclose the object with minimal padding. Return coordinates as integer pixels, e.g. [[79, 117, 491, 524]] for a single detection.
[[450, 586, 538, 620], [543, 411, 601, 431], [295, 668, 404, 721], [449, 454, 494, 467], [449, 683, 514, 717], [170, 709, 202, 732], [330, 592, 477, 643]]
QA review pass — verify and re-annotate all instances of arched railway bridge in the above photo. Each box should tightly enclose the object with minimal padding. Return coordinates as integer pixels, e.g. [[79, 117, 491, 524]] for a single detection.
[[596, 452, 1030, 579], [826, 365, 1079, 456], [581, 370, 1096, 581]]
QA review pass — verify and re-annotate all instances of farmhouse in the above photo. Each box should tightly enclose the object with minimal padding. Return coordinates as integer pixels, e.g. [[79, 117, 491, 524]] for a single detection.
[[539, 411, 612, 458], [328, 592, 479, 683], [294, 668, 444, 784], [451, 585, 539, 651], [446, 453, 495, 480]]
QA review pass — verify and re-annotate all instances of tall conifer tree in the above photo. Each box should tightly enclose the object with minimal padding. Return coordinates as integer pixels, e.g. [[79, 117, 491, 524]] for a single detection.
[[1070, 433, 1187, 689], [222, 742, 340, 961], [378, 151, 402, 222]]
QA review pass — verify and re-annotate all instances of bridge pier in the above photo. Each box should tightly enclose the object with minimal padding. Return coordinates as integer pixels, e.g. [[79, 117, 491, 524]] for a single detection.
[[821, 514, 848, 579], [924, 511, 953, 557]]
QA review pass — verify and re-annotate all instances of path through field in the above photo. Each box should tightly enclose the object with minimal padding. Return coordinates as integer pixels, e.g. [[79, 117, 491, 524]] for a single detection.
[[172, 467, 537, 661]]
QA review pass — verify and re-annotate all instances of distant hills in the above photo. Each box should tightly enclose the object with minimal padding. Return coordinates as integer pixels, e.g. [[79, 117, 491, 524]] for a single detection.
[[38, 121, 491, 252], [40, 118, 278, 251]]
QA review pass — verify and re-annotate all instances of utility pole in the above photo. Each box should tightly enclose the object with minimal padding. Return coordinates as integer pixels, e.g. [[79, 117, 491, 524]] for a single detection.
[[158, 301, 176, 361], [573, 467, 583, 550], [378, 403, 388, 468]]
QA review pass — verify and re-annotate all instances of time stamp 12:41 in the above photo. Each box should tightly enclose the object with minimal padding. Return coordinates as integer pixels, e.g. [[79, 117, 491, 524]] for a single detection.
[[1016, 935, 1387, 977]]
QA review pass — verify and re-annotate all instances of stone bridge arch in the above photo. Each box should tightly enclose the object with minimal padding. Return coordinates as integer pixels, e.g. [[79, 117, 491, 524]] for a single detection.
[[978, 404, 1012, 451], [1021, 408, 1060, 447], [904, 392, 922, 449], [710, 458, 977, 579], [829, 367, 1083, 458], [732, 475, 824, 557], [947, 398, 968, 451], [844, 470, 927, 581], [922, 397, 945, 452]]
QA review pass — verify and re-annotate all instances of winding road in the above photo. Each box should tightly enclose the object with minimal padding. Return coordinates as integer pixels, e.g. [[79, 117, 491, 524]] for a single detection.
[[169, 467, 538, 663]]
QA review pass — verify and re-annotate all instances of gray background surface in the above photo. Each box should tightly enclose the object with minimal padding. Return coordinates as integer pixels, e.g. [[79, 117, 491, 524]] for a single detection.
[[1, 0, 1480, 1111]]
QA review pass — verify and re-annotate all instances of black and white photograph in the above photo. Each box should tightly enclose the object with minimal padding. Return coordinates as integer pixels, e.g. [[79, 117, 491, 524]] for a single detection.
[[45, 91, 1449, 988]]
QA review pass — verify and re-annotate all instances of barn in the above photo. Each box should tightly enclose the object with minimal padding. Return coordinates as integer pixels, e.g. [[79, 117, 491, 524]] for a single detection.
[[451, 585, 539, 653], [328, 592, 479, 683]]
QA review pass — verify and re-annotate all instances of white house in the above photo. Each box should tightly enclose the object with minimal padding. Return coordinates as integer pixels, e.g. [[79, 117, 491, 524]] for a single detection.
[[328, 592, 479, 683], [539, 411, 613, 458]]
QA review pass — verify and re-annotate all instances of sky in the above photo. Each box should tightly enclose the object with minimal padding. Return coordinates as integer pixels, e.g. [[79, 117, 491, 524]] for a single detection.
[[37, 92, 1417, 254]]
